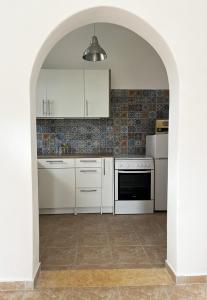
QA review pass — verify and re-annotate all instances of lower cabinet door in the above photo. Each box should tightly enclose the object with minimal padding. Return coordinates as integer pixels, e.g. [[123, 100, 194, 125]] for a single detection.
[[38, 168, 75, 209], [76, 188, 101, 208], [76, 168, 101, 188], [101, 158, 114, 210]]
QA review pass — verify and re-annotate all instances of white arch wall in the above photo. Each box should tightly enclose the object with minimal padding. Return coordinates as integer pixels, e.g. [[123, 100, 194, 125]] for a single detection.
[[0, 1, 206, 281], [43, 23, 169, 89]]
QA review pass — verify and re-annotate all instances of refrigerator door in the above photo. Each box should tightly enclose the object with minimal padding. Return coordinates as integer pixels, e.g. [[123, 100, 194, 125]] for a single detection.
[[155, 134, 168, 158], [155, 159, 168, 210], [146, 134, 168, 158]]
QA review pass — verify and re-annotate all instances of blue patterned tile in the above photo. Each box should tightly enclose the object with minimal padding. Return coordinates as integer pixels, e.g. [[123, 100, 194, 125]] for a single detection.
[[36, 89, 169, 156]]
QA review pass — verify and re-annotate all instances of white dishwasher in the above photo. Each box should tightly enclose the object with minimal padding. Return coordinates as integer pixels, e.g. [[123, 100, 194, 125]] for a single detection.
[[38, 159, 75, 214]]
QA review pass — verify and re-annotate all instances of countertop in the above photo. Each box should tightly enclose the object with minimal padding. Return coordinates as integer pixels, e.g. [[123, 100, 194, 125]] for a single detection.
[[38, 153, 114, 159], [38, 154, 153, 159]]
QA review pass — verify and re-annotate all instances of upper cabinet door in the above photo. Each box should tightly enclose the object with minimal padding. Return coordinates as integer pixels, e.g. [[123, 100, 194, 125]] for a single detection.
[[36, 71, 47, 117], [84, 70, 109, 118], [36, 69, 85, 118]]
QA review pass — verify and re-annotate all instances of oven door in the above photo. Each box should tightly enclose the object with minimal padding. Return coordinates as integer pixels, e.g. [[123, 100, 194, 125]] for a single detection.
[[115, 170, 152, 201]]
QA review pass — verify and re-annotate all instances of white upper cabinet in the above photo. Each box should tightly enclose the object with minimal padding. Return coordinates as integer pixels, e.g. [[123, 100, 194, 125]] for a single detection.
[[84, 70, 109, 118], [36, 69, 85, 118], [36, 71, 48, 117], [36, 69, 109, 118]]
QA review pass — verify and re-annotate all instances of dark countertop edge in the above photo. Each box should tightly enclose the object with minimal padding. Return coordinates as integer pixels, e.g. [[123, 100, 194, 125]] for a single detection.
[[37, 154, 153, 159], [38, 154, 114, 159]]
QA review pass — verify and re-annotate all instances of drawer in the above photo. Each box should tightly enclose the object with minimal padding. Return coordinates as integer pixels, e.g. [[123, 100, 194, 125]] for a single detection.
[[38, 159, 75, 169], [76, 168, 101, 187], [75, 158, 101, 168], [76, 188, 101, 207]]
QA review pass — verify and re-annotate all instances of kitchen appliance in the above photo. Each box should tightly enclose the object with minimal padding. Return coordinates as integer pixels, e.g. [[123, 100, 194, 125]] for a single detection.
[[155, 119, 168, 133], [115, 156, 154, 214], [146, 134, 168, 211]]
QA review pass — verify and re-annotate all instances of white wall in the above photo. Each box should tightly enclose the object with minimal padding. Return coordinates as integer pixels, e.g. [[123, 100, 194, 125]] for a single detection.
[[0, 1, 207, 281], [43, 23, 169, 89]]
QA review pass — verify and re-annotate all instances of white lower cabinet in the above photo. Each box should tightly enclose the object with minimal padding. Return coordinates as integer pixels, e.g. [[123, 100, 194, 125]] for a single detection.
[[76, 188, 101, 208], [102, 158, 114, 213], [38, 167, 75, 213], [76, 168, 101, 188], [38, 157, 114, 214]]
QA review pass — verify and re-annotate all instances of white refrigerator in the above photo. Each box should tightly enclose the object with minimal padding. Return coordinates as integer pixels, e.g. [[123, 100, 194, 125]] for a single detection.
[[146, 134, 168, 211]]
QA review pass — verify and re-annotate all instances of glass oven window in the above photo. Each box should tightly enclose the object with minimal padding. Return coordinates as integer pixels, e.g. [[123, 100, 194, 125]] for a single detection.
[[118, 171, 151, 200]]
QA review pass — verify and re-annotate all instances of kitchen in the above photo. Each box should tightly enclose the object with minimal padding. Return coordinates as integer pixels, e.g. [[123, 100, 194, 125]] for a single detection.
[[37, 23, 169, 270]]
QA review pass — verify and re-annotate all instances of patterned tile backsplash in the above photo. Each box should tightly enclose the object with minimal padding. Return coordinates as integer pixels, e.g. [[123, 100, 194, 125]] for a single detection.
[[37, 90, 169, 156]]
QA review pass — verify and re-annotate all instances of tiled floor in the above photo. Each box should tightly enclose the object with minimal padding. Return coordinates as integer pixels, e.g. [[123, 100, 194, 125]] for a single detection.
[[1, 213, 206, 299], [40, 213, 167, 270], [1, 284, 207, 299]]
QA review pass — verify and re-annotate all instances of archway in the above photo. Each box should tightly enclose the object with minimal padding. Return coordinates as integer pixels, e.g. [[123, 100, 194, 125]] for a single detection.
[[30, 6, 179, 277]]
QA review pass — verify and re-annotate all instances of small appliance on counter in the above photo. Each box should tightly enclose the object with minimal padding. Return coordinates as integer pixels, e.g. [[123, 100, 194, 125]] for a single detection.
[[146, 134, 168, 211], [155, 119, 168, 133], [114, 156, 154, 214]]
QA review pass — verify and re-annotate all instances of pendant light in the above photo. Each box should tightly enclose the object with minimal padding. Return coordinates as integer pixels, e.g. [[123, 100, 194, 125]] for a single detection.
[[82, 24, 107, 62]]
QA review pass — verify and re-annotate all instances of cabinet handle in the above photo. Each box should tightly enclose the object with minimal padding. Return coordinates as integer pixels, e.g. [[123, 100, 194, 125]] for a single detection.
[[103, 158, 106, 176], [48, 100, 50, 115], [42, 100, 45, 115], [49, 100, 52, 116], [46, 100, 49, 116], [80, 160, 97, 163], [46, 160, 64, 163], [80, 189, 97, 193], [86, 100, 88, 116], [80, 170, 97, 173]]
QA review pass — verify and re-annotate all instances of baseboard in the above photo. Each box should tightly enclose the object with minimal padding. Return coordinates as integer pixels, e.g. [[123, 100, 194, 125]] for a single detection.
[[39, 207, 113, 215], [165, 261, 176, 282], [0, 263, 41, 291], [39, 208, 75, 214], [165, 261, 207, 284], [32, 262, 41, 289]]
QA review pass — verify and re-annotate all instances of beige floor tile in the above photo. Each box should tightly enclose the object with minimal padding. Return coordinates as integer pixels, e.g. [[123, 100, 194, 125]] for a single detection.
[[143, 246, 166, 265], [46, 231, 78, 248], [107, 222, 135, 233], [0, 288, 73, 300], [36, 268, 173, 288], [118, 285, 170, 300], [111, 246, 151, 266], [76, 246, 113, 266], [72, 287, 119, 300], [54, 223, 79, 233], [78, 223, 108, 233], [133, 222, 160, 233], [78, 232, 109, 247], [109, 232, 141, 246], [41, 247, 77, 266], [138, 230, 166, 246], [168, 284, 207, 300]]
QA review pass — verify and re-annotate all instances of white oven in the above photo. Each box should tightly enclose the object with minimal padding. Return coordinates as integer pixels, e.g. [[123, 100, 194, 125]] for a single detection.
[[115, 157, 154, 214]]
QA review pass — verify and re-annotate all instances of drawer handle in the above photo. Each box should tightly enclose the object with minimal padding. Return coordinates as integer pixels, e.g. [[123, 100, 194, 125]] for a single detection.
[[46, 160, 64, 163], [80, 170, 97, 173], [103, 158, 106, 176], [80, 160, 97, 163], [80, 189, 97, 192]]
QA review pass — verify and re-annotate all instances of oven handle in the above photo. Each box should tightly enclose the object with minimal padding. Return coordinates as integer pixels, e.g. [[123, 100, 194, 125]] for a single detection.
[[118, 170, 151, 174]]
